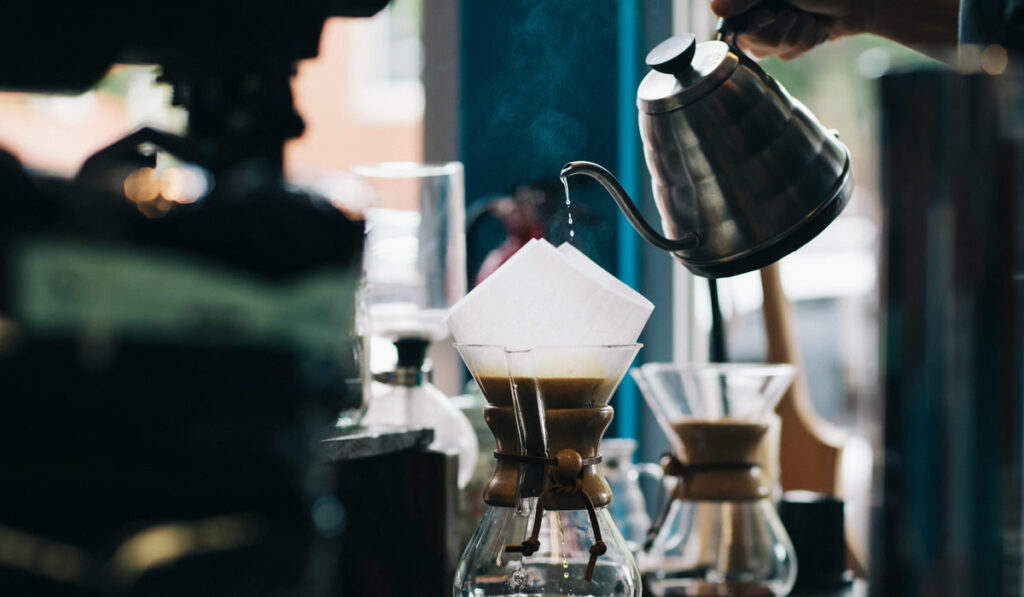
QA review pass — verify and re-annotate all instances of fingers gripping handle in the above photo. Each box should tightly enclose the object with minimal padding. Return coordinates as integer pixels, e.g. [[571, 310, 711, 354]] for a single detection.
[[717, 0, 791, 38]]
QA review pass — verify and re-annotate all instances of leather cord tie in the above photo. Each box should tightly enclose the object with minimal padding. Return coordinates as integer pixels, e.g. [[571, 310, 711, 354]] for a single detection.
[[643, 452, 759, 551], [496, 449, 606, 582]]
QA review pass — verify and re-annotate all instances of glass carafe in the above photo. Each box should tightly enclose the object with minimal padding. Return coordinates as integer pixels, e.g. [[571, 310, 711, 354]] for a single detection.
[[453, 344, 643, 597], [632, 363, 798, 597], [600, 438, 662, 555], [361, 338, 479, 488], [353, 161, 466, 341]]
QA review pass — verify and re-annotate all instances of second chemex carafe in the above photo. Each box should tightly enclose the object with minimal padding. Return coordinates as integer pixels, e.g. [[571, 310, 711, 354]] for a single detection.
[[453, 344, 643, 597], [632, 363, 797, 597]]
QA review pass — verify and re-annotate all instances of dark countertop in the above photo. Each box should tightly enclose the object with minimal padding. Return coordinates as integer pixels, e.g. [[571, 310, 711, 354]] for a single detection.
[[321, 425, 434, 461]]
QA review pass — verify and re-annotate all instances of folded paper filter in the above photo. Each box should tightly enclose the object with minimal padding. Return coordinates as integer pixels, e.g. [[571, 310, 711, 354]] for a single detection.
[[448, 239, 653, 408], [448, 238, 652, 348]]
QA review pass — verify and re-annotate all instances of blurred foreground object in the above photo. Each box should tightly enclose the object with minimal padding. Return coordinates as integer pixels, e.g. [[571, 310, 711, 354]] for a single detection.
[[874, 64, 1023, 596], [0, 0, 389, 93], [0, 0, 389, 594]]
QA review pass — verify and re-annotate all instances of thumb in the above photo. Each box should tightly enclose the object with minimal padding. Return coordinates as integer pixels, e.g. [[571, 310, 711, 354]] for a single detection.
[[710, 0, 763, 17]]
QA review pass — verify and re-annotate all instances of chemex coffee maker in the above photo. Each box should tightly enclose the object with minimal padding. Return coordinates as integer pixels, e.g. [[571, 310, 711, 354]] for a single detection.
[[447, 239, 655, 596], [633, 363, 799, 597], [0, 1, 386, 595]]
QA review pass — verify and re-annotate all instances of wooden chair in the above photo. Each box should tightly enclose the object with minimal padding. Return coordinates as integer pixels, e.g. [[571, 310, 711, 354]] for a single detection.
[[759, 263, 869, 575]]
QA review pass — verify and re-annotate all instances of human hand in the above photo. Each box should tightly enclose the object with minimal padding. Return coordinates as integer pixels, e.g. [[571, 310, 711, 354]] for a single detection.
[[710, 0, 870, 60]]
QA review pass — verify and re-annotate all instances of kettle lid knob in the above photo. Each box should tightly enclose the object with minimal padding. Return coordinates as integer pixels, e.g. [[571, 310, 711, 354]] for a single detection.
[[645, 33, 697, 77]]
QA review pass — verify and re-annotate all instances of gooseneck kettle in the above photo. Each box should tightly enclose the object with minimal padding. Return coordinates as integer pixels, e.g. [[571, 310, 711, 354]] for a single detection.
[[563, 22, 852, 278]]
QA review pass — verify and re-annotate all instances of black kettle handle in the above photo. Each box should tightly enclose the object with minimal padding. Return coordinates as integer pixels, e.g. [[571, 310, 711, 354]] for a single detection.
[[717, 0, 791, 38]]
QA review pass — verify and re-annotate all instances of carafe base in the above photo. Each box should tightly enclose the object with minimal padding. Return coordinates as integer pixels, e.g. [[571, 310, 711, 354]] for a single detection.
[[643, 573, 783, 597]]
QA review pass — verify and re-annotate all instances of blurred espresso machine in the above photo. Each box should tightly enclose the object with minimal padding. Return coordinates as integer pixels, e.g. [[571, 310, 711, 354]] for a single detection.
[[0, 1, 386, 595], [874, 66, 1024, 596]]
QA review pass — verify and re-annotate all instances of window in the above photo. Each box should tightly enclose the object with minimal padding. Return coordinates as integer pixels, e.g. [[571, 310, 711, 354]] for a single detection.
[[286, 0, 425, 176], [0, 1, 426, 179], [671, 1, 935, 435]]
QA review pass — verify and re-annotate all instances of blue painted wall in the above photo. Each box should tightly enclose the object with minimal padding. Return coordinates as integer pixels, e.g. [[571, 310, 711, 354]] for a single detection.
[[458, 0, 623, 434], [458, 0, 674, 442], [459, 0, 622, 276]]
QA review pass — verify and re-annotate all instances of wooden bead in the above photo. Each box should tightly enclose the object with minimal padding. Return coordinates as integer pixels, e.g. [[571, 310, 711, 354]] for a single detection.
[[554, 449, 583, 483]]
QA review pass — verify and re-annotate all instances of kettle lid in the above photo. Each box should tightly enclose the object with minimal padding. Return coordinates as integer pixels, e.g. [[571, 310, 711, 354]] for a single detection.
[[637, 34, 738, 115]]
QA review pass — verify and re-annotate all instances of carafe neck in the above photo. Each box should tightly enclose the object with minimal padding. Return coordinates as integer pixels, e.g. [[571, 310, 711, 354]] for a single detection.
[[669, 419, 771, 501], [483, 405, 613, 509]]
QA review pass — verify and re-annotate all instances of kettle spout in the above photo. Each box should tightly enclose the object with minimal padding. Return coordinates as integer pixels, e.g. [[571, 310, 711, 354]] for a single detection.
[[560, 161, 699, 252]]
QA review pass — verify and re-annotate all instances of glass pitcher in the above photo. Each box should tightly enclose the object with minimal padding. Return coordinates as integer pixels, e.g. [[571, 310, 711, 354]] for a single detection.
[[453, 344, 643, 597], [632, 363, 798, 597]]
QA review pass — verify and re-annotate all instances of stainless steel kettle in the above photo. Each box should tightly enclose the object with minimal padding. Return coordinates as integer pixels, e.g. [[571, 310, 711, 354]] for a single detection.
[[563, 31, 852, 278]]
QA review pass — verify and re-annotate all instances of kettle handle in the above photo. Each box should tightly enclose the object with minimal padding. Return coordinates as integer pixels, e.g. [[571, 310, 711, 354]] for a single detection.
[[560, 161, 699, 252], [717, 0, 791, 41]]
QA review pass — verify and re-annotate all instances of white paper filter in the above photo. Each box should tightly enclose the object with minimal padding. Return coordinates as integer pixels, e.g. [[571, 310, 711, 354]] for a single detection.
[[446, 239, 653, 355]]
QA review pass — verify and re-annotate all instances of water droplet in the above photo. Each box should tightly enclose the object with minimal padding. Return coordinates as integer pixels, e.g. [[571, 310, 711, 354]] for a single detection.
[[562, 175, 576, 243], [508, 561, 528, 588], [557, 511, 569, 580]]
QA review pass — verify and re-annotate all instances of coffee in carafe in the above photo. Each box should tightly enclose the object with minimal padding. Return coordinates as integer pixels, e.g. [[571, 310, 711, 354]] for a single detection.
[[633, 363, 798, 597], [453, 344, 643, 596]]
